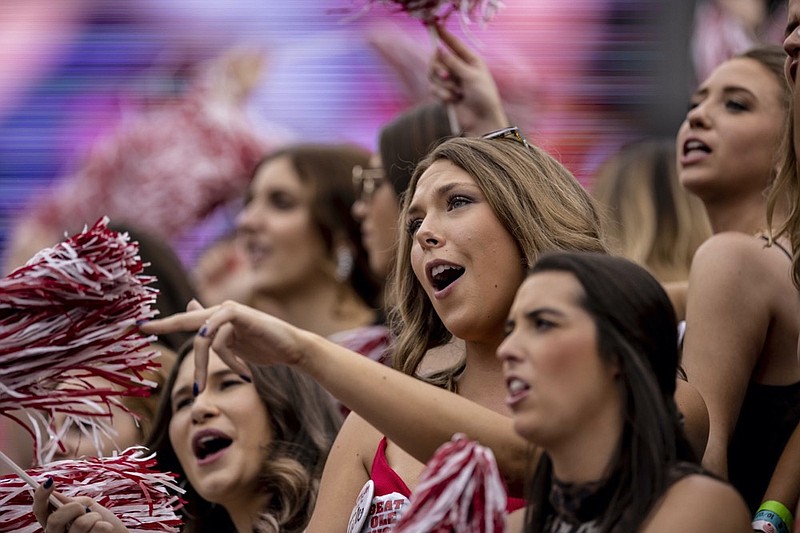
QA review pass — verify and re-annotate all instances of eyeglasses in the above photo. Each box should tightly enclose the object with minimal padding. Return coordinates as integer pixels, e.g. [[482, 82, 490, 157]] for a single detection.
[[481, 126, 530, 150], [352, 165, 387, 203]]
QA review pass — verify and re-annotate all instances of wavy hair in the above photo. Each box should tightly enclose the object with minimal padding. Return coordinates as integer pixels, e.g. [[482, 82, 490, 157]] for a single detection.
[[523, 252, 696, 532], [388, 135, 608, 390], [147, 342, 342, 533], [765, 55, 799, 287]]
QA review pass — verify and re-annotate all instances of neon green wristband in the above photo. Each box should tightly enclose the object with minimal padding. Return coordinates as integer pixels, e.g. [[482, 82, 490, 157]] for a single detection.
[[757, 500, 794, 531]]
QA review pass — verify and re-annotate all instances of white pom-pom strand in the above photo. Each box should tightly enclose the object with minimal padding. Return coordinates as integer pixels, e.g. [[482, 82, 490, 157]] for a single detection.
[[394, 433, 507, 532]]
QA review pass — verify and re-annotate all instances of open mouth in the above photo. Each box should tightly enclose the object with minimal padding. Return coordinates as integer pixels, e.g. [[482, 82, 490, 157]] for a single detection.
[[193, 432, 233, 460], [683, 139, 710, 156], [430, 264, 465, 292], [244, 243, 271, 265], [507, 378, 530, 396]]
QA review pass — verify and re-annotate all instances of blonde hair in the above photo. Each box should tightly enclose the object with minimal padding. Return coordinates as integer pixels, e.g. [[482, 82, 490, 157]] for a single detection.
[[767, 100, 799, 287], [388, 136, 608, 390], [592, 139, 711, 282]]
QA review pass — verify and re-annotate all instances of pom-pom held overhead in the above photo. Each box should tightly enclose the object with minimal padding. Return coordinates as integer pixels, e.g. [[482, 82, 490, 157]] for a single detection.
[[371, 0, 502, 26], [394, 434, 507, 533], [0, 447, 184, 533], [0, 217, 159, 462]]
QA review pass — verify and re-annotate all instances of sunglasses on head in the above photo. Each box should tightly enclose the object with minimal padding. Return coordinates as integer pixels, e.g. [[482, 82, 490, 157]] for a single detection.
[[481, 126, 531, 150]]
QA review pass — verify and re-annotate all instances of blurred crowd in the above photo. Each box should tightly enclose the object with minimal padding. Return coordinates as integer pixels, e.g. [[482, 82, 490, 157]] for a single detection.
[[2, 1, 799, 532]]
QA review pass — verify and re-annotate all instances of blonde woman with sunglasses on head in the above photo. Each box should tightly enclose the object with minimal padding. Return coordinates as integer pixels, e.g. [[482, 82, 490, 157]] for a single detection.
[[141, 132, 606, 531]]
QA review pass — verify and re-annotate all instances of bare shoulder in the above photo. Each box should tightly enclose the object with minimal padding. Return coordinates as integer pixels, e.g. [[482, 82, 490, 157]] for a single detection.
[[333, 411, 385, 469], [692, 232, 788, 279], [693, 231, 764, 266], [643, 474, 751, 532], [688, 232, 782, 305]]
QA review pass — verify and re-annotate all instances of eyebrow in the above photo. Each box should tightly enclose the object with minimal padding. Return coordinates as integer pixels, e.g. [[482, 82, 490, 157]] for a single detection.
[[407, 181, 477, 214], [692, 86, 757, 100], [524, 307, 566, 320]]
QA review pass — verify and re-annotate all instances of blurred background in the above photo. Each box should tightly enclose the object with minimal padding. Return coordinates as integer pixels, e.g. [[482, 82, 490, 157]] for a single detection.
[[0, 0, 787, 271]]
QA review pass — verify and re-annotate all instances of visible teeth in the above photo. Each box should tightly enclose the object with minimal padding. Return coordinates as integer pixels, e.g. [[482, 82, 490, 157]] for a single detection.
[[432, 264, 459, 277], [508, 379, 527, 394], [199, 436, 215, 446], [686, 140, 706, 151]]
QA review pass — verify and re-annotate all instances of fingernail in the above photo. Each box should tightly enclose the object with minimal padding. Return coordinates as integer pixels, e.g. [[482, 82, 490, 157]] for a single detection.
[[239, 374, 252, 383], [192, 382, 199, 397], [198, 325, 208, 337], [43, 477, 53, 489]]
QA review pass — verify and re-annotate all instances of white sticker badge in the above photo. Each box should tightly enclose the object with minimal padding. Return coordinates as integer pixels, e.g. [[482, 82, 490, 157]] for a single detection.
[[347, 479, 375, 533]]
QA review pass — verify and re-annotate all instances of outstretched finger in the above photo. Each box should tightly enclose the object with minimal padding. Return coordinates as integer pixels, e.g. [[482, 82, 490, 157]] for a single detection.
[[140, 308, 216, 336], [192, 303, 240, 391]]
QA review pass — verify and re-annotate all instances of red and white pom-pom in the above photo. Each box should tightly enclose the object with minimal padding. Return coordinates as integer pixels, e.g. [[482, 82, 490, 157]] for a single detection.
[[0, 217, 159, 462], [0, 447, 184, 533], [394, 433, 507, 533], [29, 87, 271, 242], [366, 0, 502, 26]]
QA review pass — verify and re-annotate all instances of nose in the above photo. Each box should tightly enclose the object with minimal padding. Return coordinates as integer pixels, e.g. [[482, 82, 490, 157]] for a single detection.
[[352, 197, 367, 222], [686, 102, 710, 130], [496, 332, 517, 363], [190, 391, 219, 425], [235, 202, 259, 234], [785, 27, 800, 61], [784, 29, 800, 84], [415, 218, 444, 250], [51, 428, 79, 461]]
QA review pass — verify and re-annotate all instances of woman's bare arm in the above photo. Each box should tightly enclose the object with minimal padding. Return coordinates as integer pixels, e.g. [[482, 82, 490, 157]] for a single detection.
[[142, 302, 531, 493]]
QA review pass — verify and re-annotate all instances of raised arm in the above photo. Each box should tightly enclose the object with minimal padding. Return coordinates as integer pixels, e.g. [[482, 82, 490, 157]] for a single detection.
[[429, 25, 509, 136], [141, 301, 530, 493], [681, 235, 770, 478]]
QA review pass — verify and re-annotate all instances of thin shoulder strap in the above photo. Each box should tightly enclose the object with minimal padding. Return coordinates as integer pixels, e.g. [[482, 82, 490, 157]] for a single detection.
[[759, 235, 792, 261]]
